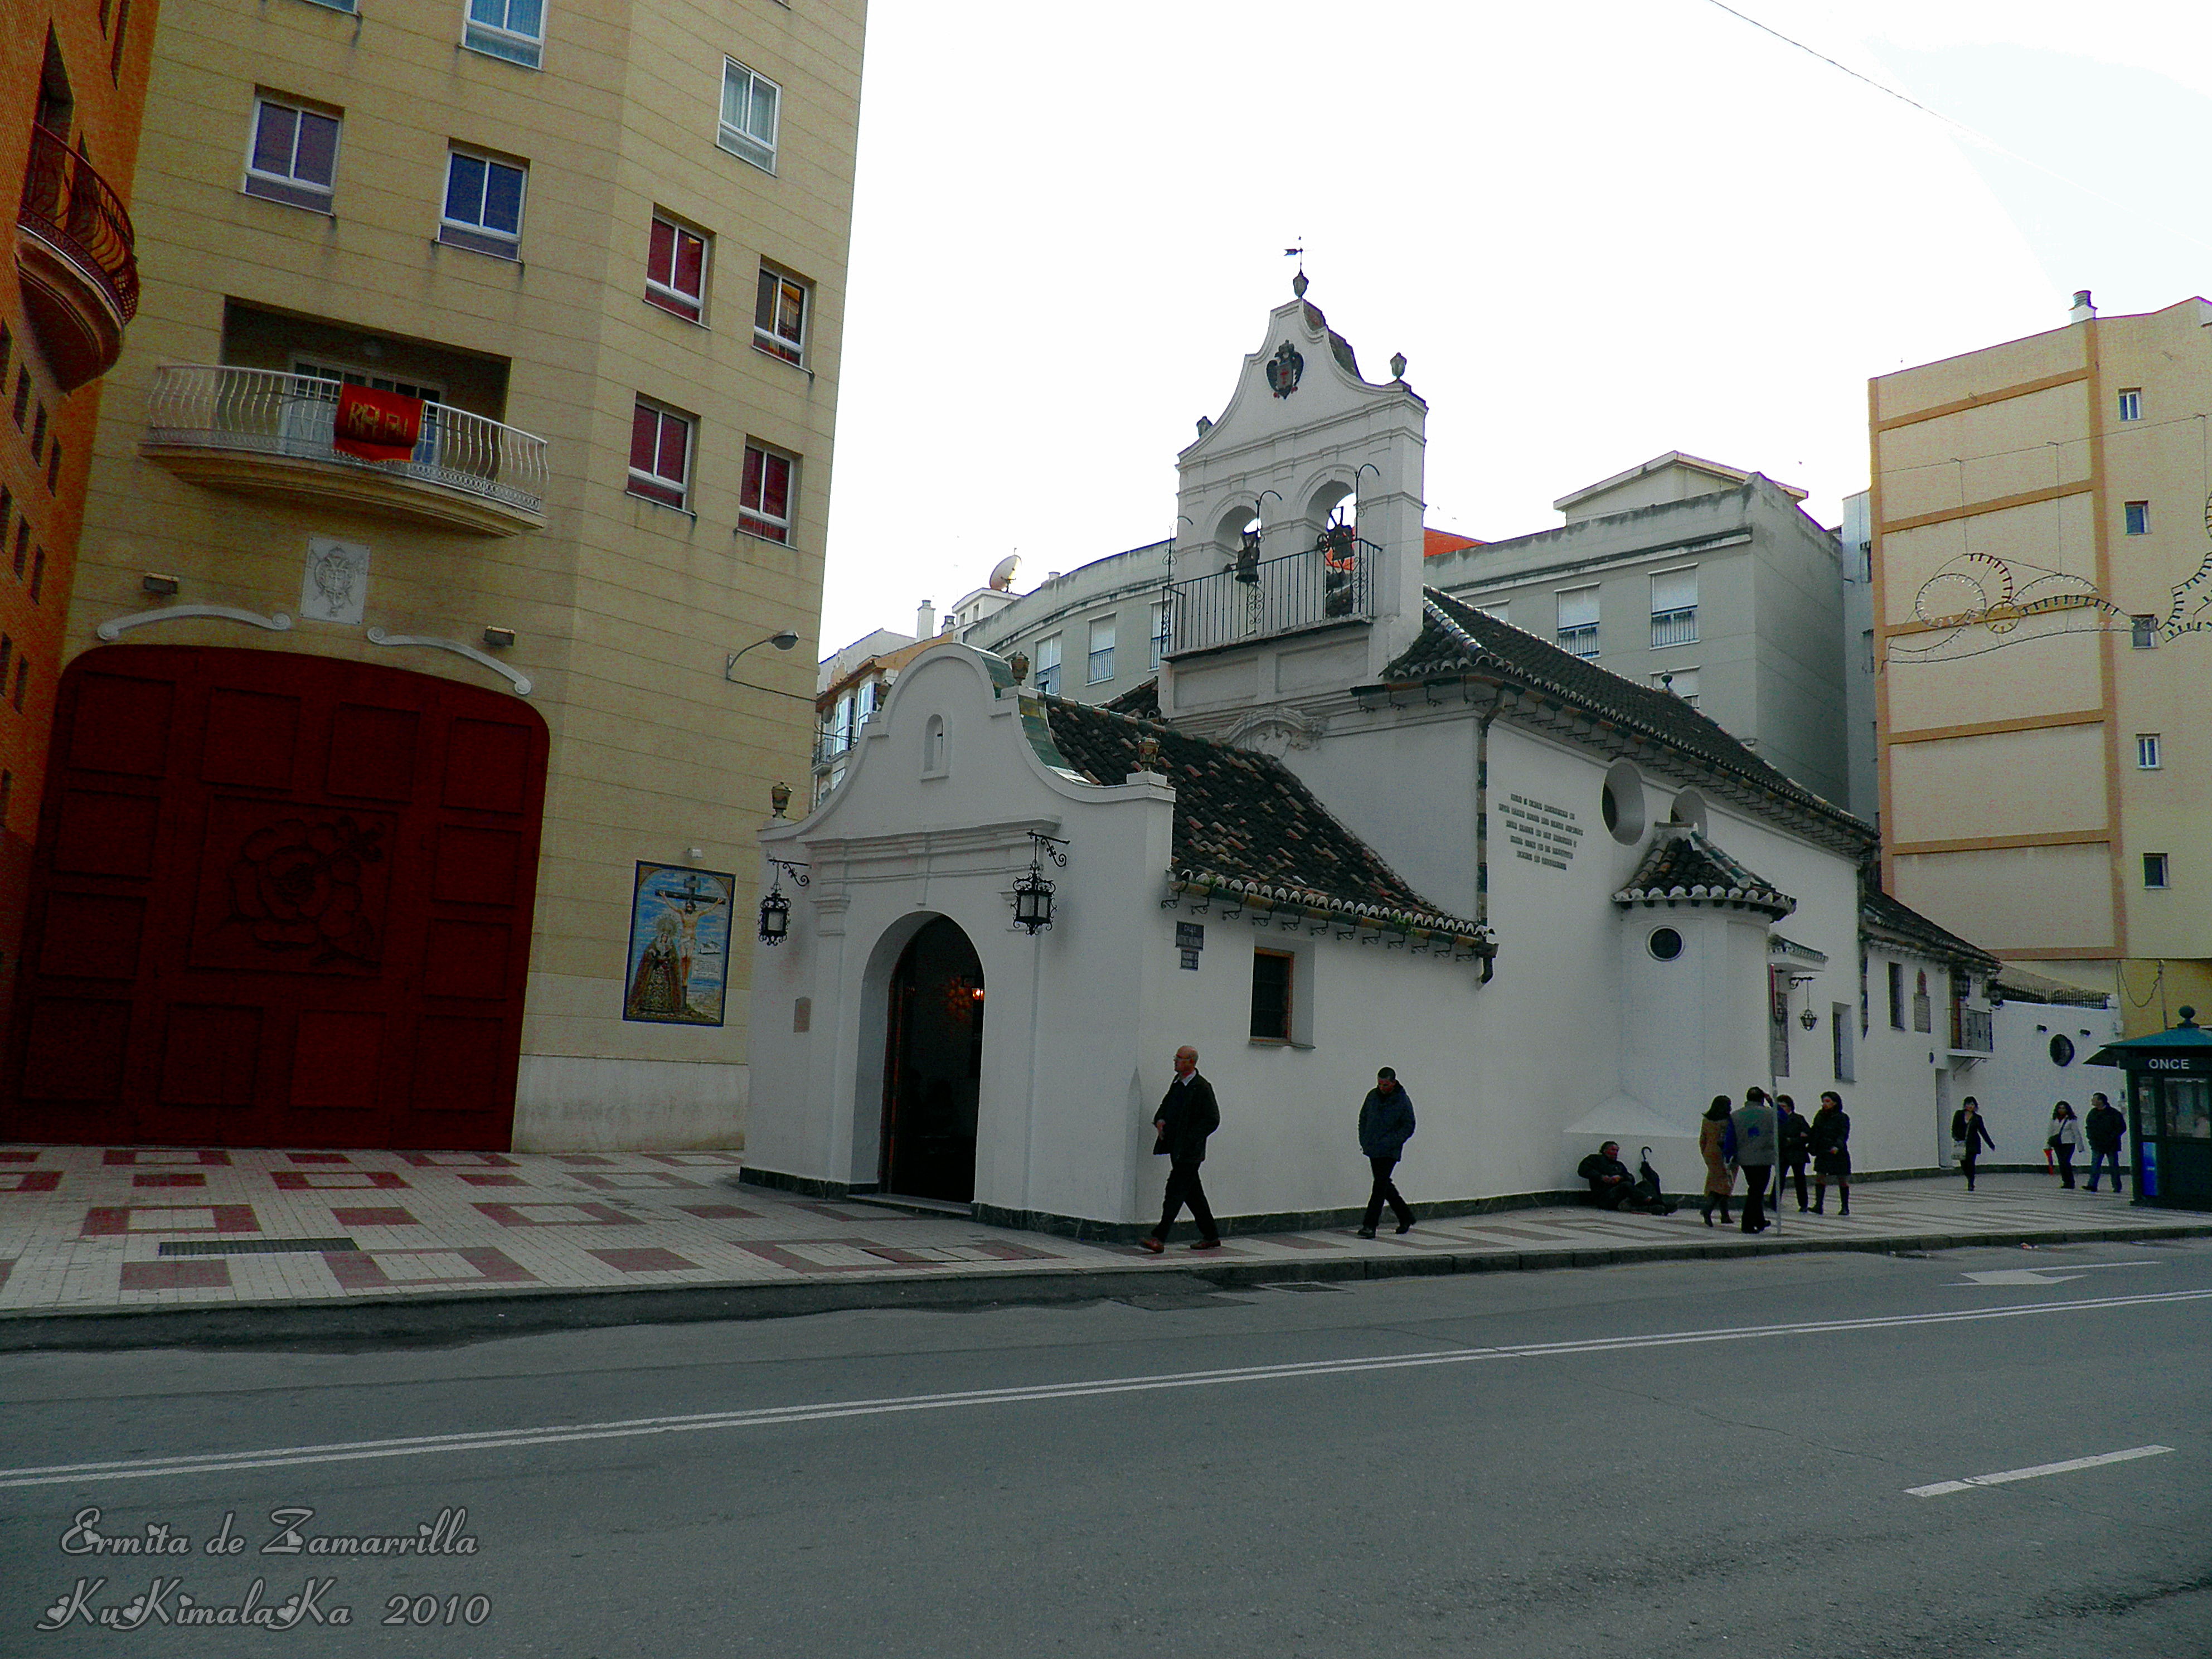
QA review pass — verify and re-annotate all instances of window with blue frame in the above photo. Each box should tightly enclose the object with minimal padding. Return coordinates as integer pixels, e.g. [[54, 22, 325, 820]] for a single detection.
[[464, 0, 545, 67], [440, 149, 527, 257]]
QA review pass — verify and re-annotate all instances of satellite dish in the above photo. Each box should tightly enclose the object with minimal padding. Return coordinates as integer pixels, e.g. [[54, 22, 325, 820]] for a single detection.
[[988, 554, 1021, 592]]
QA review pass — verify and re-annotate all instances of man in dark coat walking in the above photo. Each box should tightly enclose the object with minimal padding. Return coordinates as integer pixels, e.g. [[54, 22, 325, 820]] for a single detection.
[[1139, 1045, 1221, 1252], [2084, 1092, 2127, 1193], [1732, 1088, 1778, 1233], [1356, 1066, 1416, 1237]]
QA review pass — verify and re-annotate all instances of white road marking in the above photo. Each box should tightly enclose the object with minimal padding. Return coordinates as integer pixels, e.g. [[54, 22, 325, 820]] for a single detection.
[[4, 1286, 2209, 1491], [1957, 1263, 2160, 1286], [1908, 1445, 2175, 1497]]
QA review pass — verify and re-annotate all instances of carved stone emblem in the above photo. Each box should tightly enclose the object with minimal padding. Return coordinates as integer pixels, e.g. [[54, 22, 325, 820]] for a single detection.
[[1265, 341, 1304, 399]]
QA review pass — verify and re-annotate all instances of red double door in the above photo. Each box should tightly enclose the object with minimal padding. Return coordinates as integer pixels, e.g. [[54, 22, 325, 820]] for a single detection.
[[5, 646, 548, 1149]]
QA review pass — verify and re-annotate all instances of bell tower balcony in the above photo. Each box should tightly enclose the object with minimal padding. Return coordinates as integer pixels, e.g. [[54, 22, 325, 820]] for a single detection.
[[15, 124, 139, 392]]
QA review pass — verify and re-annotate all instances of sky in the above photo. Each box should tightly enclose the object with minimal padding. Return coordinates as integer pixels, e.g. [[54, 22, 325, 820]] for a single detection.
[[815, 1, 2212, 653]]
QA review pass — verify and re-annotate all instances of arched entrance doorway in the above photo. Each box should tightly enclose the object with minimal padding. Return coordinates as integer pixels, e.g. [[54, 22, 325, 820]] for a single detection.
[[4, 646, 548, 1149], [879, 917, 983, 1202]]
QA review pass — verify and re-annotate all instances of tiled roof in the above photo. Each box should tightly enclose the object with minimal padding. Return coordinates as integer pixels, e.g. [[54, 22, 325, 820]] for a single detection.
[[1039, 696, 1490, 947], [1102, 678, 1161, 718], [1381, 590, 1871, 847], [1612, 826, 1796, 920], [1990, 966, 2110, 1008], [1860, 888, 2000, 973]]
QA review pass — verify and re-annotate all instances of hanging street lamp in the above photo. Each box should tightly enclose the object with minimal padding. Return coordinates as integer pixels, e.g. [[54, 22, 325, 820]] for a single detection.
[[759, 857, 809, 945], [1013, 832, 1069, 934]]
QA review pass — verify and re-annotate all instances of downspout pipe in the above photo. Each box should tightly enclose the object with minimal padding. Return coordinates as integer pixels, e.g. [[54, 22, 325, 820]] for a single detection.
[[1473, 683, 1506, 984]]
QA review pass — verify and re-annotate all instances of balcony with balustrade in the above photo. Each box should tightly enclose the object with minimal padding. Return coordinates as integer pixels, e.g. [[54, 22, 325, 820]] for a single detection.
[[1164, 531, 1376, 658], [15, 124, 140, 392], [141, 365, 549, 535]]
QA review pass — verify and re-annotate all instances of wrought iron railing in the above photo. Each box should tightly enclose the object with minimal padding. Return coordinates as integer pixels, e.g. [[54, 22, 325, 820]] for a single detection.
[[144, 365, 547, 516], [18, 124, 139, 322], [1951, 1004, 1993, 1054], [1166, 536, 1375, 656], [1556, 624, 1599, 659], [814, 727, 855, 766], [1650, 607, 1698, 648]]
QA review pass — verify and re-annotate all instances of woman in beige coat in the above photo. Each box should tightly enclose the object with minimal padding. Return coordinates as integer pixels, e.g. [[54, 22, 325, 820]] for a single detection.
[[1698, 1095, 1738, 1228]]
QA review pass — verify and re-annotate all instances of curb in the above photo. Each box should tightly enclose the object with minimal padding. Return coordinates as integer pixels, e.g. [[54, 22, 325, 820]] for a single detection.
[[3, 1219, 2206, 1355]]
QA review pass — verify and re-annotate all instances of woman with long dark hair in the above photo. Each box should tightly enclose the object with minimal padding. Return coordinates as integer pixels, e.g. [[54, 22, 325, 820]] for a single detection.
[[2049, 1101, 2080, 1189], [1697, 1096, 1736, 1228], [1810, 1090, 1851, 1215]]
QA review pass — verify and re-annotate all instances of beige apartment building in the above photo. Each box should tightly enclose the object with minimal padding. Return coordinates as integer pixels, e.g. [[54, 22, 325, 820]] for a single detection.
[[1871, 293, 2212, 1035], [2, 0, 866, 1149]]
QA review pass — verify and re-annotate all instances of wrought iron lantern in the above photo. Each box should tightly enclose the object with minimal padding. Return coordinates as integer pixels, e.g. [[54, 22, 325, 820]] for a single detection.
[[758, 858, 809, 945], [1013, 832, 1069, 934], [1233, 525, 1262, 585]]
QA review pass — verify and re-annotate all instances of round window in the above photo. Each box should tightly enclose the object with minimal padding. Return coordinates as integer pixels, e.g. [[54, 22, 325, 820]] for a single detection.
[[1602, 759, 1647, 845], [2049, 1034, 2075, 1067], [1648, 927, 1684, 962]]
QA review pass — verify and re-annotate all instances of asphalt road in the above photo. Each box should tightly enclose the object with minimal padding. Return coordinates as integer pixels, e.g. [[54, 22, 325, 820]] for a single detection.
[[2, 1238, 2208, 1659]]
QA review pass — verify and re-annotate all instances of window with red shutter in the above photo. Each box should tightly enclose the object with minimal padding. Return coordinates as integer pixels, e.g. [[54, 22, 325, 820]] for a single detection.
[[740, 440, 794, 542], [646, 214, 709, 321], [627, 398, 692, 510]]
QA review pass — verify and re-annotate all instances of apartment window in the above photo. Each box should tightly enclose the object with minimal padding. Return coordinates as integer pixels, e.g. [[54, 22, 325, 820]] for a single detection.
[[0, 637, 12, 684], [463, 0, 545, 69], [1861, 628, 1875, 676], [739, 440, 795, 543], [11, 520, 27, 579], [30, 405, 46, 463], [2145, 852, 2170, 889], [1034, 634, 1061, 697], [1831, 1003, 1854, 1083], [1912, 971, 1932, 1034], [627, 398, 692, 510], [440, 149, 526, 257], [109, 0, 131, 79], [2118, 388, 2142, 421], [2132, 614, 2158, 649], [244, 96, 339, 211], [28, 548, 43, 603], [1651, 667, 1698, 708], [754, 265, 808, 363], [1556, 585, 1599, 658], [11, 370, 27, 428], [1650, 567, 1697, 647], [2138, 733, 2162, 770], [11, 659, 23, 711], [1086, 616, 1115, 683], [1250, 949, 1293, 1042], [1, 323, 11, 385], [646, 215, 709, 321], [718, 60, 780, 173], [45, 437, 60, 492], [0, 772, 10, 827], [2124, 501, 2149, 536]]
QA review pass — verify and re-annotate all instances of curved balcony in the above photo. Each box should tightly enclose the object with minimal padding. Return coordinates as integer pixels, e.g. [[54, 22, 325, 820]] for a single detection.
[[15, 125, 139, 392], [142, 365, 549, 536]]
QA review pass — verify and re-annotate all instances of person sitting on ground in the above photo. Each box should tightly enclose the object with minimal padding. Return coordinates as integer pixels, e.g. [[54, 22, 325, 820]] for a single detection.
[[1578, 1140, 1666, 1212]]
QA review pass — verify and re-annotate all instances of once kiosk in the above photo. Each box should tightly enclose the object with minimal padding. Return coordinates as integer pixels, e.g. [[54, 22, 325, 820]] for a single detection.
[[2087, 1006, 2212, 1211]]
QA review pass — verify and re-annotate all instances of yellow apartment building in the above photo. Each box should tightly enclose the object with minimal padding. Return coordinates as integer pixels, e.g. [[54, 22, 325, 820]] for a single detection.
[[2, 0, 866, 1149], [1871, 293, 2212, 1035]]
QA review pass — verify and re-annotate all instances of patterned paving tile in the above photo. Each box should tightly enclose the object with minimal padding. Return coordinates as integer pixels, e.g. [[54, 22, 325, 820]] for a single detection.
[[473, 1202, 643, 1228], [3, 1171, 63, 1193], [120, 1260, 231, 1291], [81, 1205, 259, 1236], [131, 1173, 206, 1189], [103, 1149, 231, 1166], [329, 1207, 419, 1227], [272, 1171, 409, 1191], [590, 1247, 700, 1273], [324, 1248, 535, 1290]]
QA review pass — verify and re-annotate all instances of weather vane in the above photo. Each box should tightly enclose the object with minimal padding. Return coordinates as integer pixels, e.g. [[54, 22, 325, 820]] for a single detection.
[[1285, 240, 1307, 298]]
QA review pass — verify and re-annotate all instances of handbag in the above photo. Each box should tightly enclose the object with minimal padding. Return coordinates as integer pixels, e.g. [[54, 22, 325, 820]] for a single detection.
[[2046, 1133, 2061, 1151]]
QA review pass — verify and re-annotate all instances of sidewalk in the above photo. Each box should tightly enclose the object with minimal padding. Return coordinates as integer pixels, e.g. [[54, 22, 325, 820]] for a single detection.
[[3, 1145, 2206, 1347]]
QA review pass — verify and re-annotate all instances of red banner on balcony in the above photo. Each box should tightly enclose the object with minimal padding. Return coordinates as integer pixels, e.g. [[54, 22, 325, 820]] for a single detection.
[[332, 384, 423, 462]]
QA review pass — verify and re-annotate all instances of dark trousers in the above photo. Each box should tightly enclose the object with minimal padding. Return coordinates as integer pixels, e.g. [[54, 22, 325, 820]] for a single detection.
[[1362, 1156, 1413, 1231], [2086, 1148, 2124, 1192], [2055, 1144, 2076, 1187], [1778, 1157, 1809, 1209], [1962, 1146, 1982, 1189], [1740, 1165, 1771, 1231], [1153, 1160, 1217, 1242]]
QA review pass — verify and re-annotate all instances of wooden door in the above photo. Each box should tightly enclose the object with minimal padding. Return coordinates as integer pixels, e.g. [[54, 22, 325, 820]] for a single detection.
[[4, 646, 548, 1148]]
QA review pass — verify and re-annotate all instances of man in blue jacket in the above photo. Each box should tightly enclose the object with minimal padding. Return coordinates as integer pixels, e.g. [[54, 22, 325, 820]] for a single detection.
[[1357, 1066, 1417, 1238]]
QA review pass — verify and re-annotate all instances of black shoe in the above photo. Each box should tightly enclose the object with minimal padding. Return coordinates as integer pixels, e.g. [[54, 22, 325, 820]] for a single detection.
[[1395, 1220, 1413, 1235], [1356, 1228, 1376, 1239]]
